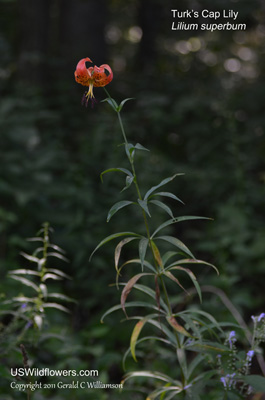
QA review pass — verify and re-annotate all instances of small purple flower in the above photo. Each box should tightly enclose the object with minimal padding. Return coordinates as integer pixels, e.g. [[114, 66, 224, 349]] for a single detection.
[[258, 313, 265, 322], [246, 350, 254, 362], [228, 331, 236, 348], [221, 373, 236, 389], [21, 303, 27, 309], [25, 321, 32, 329]]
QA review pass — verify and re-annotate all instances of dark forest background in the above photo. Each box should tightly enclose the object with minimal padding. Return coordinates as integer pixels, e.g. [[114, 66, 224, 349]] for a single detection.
[[0, 0, 265, 399]]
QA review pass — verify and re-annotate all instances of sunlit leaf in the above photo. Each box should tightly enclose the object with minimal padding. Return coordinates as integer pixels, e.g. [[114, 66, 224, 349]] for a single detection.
[[48, 293, 77, 303], [8, 269, 40, 276], [134, 143, 150, 152], [39, 283, 47, 299], [20, 252, 39, 263], [121, 273, 154, 316], [34, 315, 43, 329], [46, 268, 72, 280], [42, 273, 62, 281], [46, 252, 69, 262], [130, 317, 149, 361], [42, 303, 70, 313], [107, 200, 134, 222], [8, 275, 39, 292]]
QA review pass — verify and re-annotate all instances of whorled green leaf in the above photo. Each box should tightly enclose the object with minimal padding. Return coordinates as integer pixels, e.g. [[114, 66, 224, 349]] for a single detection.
[[101, 301, 161, 323], [90, 232, 141, 261], [118, 282, 168, 314], [168, 258, 219, 275], [156, 236, 195, 259], [8, 275, 39, 292], [100, 167, 133, 183], [151, 216, 211, 238], [163, 271, 187, 293], [151, 191, 184, 204], [115, 237, 139, 272], [139, 237, 149, 271], [138, 199, 151, 217], [150, 240, 163, 268], [107, 200, 134, 222], [130, 315, 152, 362], [42, 303, 70, 313], [122, 370, 175, 385], [150, 199, 174, 218], [166, 266, 201, 302], [167, 316, 192, 337], [121, 273, 154, 316], [123, 335, 173, 370], [118, 258, 157, 274], [144, 174, 184, 201]]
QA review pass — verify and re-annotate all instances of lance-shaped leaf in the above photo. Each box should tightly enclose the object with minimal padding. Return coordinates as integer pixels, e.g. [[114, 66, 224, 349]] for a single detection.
[[42, 303, 70, 313], [101, 97, 118, 111], [48, 293, 77, 303], [150, 199, 174, 218], [107, 200, 134, 222], [20, 252, 39, 263], [8, 275, 39, 292], [151, 216, 211, 238], [8, 269, 40, 276], [167, 316, 191, 337], [134, 143, 149, 152], [121, 175, 134, 192], [122, 370, 175, 385], [100, 167, 133, 183], [139, 237, 149, 271], [144, 174, 184, 201], [167, 266, 202, 302], [42, 273, 62, 282], [115, 237, 139, 272], [101, 301, 161, 323], [138, 199, 151, 217], [151, 191, 184, 204], [130, 315, 156, 362], [46, 268, 72, 280], [121, 273, 154, 316], [241, 375, 265, 392], [90, 232, 141, 261], [156, 236, 195, 259], [150, 240, 163, 268], [117, 97, 135, 112], [168, 258, 219, 275], [163, 271, 187, 293]]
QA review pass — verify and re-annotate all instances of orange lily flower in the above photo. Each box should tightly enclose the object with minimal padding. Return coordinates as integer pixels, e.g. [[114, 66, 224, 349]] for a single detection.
[[74, 57, 113, 107]]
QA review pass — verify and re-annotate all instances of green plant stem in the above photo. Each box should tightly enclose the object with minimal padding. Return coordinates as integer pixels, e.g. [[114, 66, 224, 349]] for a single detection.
[[103, 89, 173, 316]]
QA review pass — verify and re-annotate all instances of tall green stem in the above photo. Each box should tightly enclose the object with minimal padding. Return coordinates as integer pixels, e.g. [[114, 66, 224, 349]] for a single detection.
[[103, 88, 173, 316]]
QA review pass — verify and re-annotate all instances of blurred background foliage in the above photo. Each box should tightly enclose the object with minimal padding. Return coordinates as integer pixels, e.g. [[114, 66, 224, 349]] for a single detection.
[[0, 0, 265, 398]]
